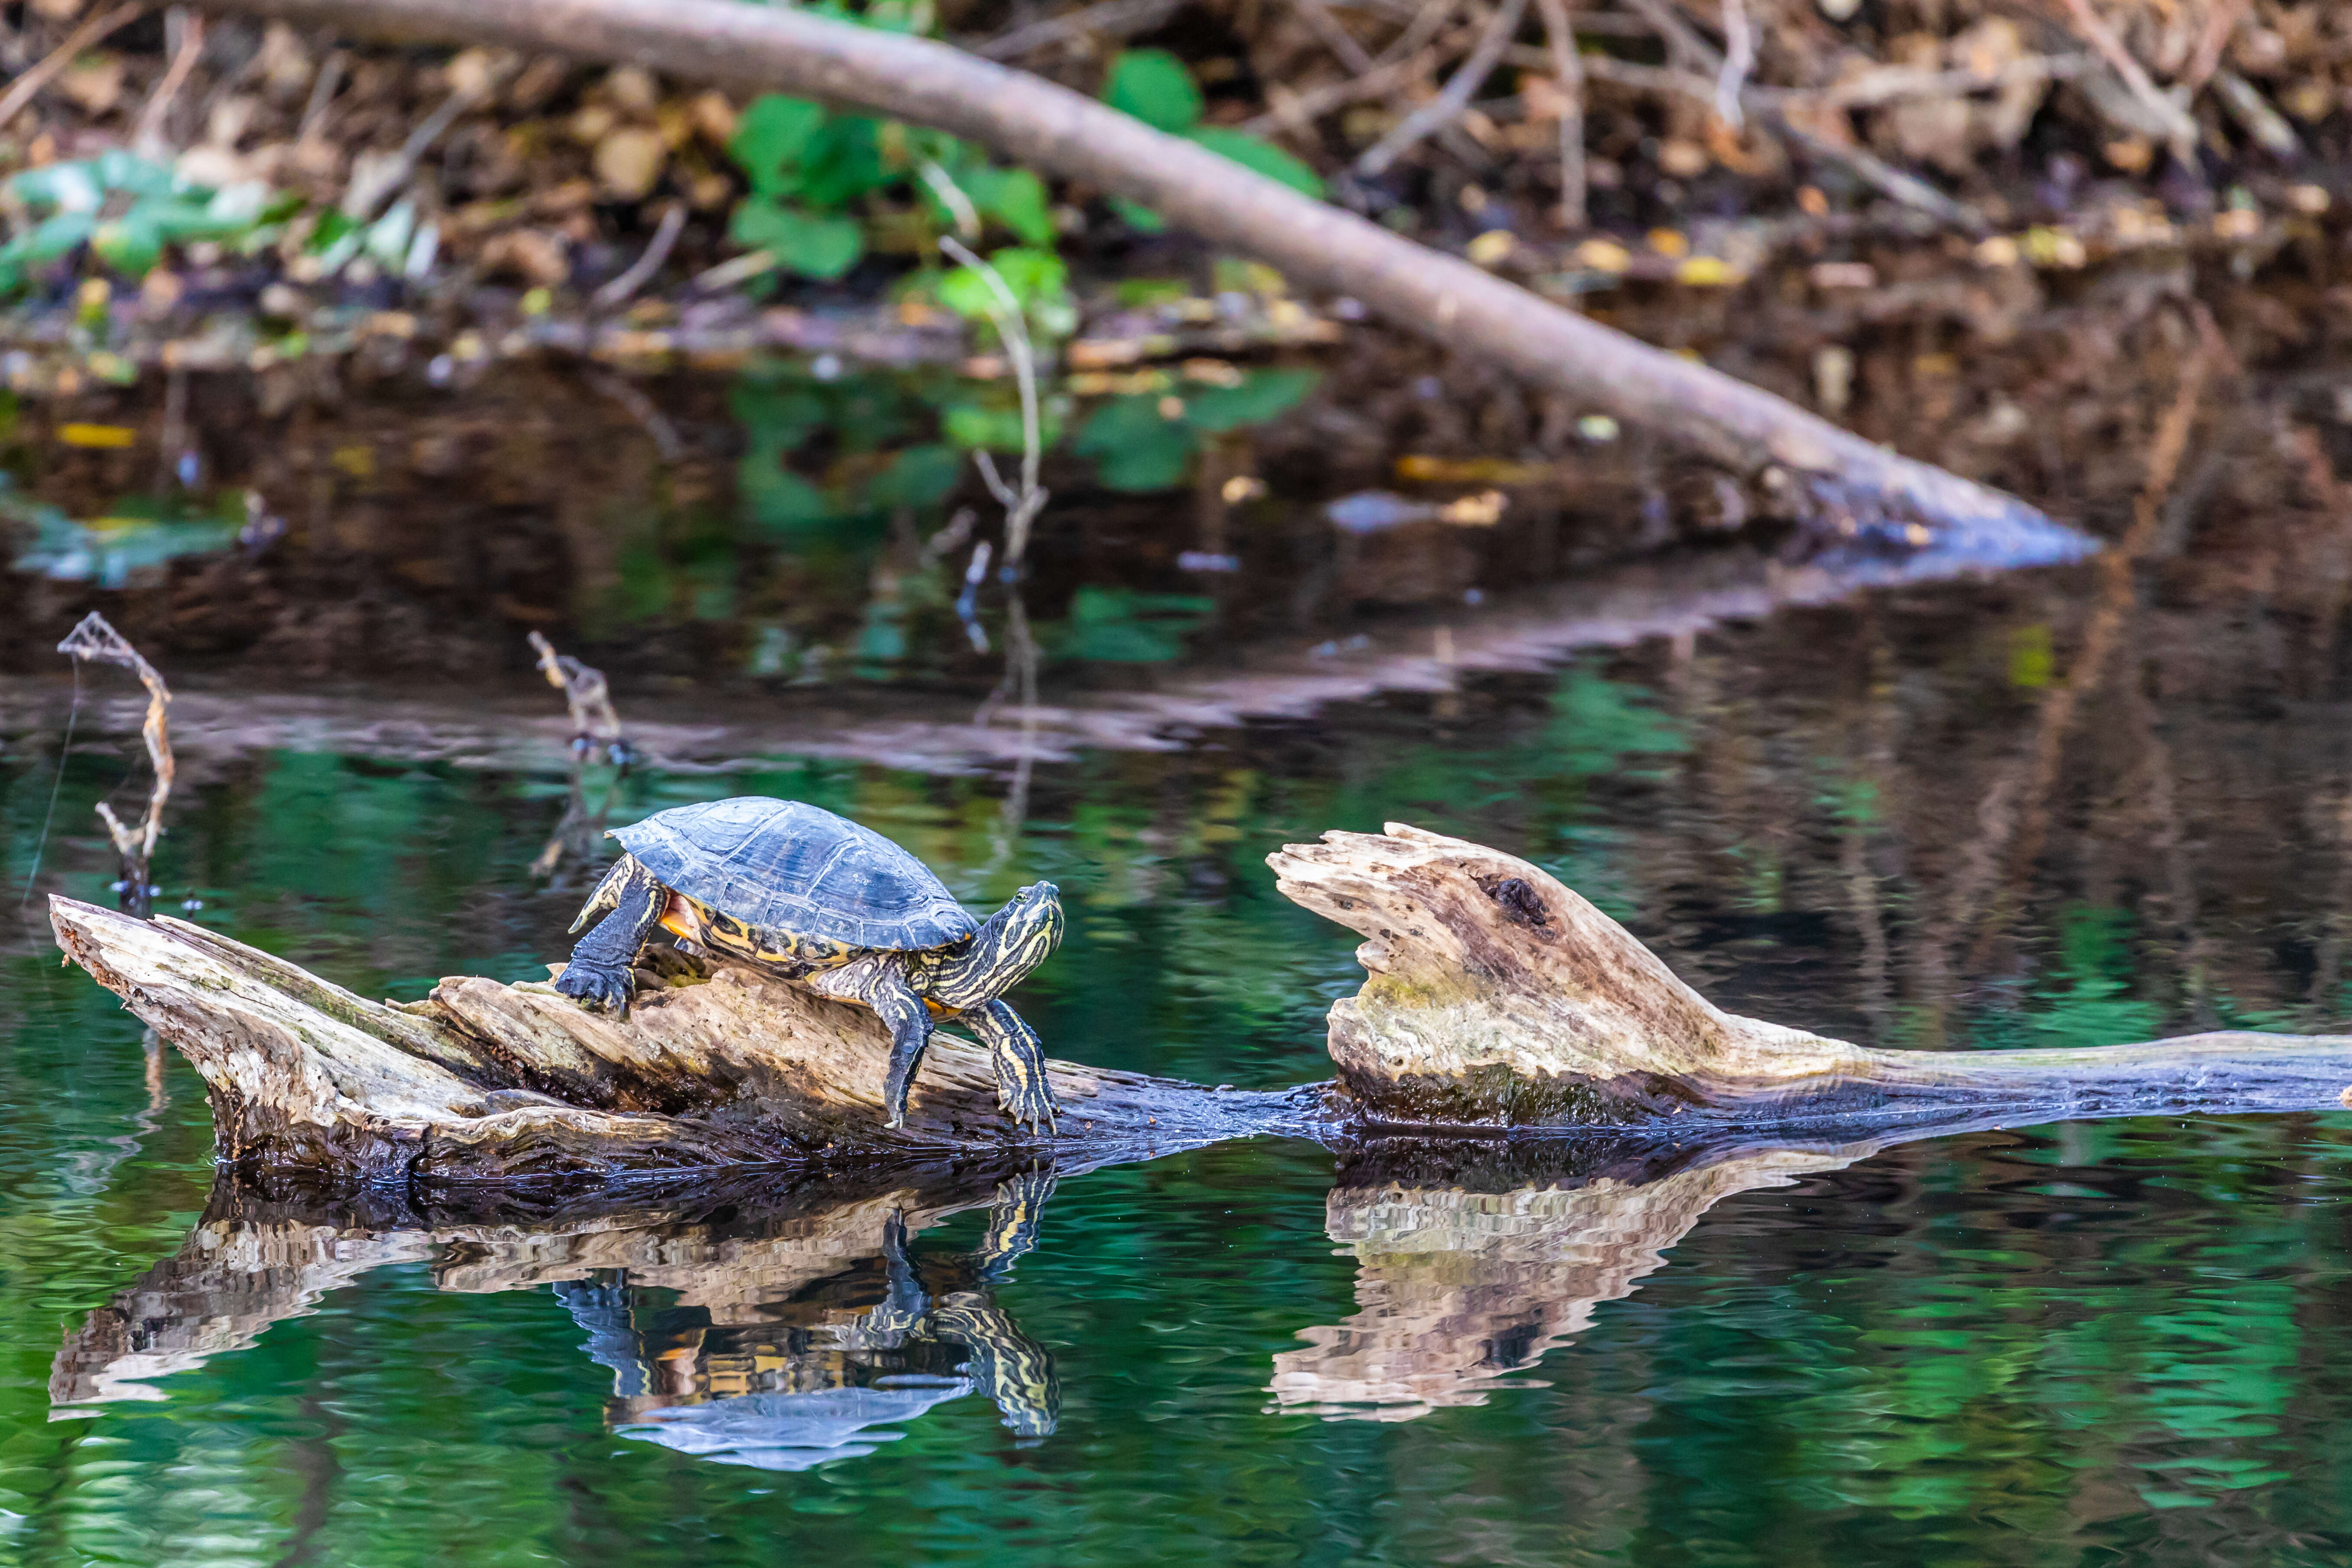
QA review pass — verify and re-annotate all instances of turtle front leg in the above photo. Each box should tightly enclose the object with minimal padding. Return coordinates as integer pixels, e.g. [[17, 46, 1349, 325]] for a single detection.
[[554, 857, 665, 1017], [868, 967, 937, 1130], [966, 1000, 1059, 1136]]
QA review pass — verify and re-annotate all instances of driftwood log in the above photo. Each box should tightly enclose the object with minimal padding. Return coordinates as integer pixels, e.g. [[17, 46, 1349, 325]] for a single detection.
[[48, 898, 1314, 1185], [1273, 823, 2352, 1129], [49, 822, 2352, 1187]]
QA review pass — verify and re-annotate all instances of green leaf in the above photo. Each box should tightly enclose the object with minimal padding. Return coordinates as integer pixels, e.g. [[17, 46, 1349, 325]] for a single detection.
[[1060, 585, 1214, 662], [789, 116, 891, 210], [1107, 196, 1168, 234], [89, 214, 163, 276], [866, 443, 963, 509], [740, 461, 841, 538], [961, 166, 1055, 247], [729, 95, 828, 195], [1103, 49, 1204, 133], [941, 401, 1025, 451], [0, 211, 94, 266], [1183, 127, 1324, 197], [6, 161, 103, 214], [1074, 395, 1194, 490], [938, 247, 1067, 319], [1179, 368, 1321, 432], [730, 198, 865, 280]]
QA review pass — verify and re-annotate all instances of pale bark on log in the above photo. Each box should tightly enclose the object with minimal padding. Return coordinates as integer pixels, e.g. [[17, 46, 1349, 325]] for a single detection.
[[200, 0, 2087, 554], [48, 896, 1314, 1185], [1270, 823, 2352, 1128], [52, 821, 2352, 1189]]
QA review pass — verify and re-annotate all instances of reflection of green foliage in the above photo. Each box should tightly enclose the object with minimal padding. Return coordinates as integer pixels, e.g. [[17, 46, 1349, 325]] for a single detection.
[[2, 481, 243, 587], [1049, 586, 1215, 662], [1073, 369, 1319, 491], [1097, 49, 1324, 234], [1977, 905, 2165, 1051]]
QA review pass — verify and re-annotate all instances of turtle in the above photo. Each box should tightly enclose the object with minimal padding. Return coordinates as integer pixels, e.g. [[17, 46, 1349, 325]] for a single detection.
[[553, 796, 1062, 1133]]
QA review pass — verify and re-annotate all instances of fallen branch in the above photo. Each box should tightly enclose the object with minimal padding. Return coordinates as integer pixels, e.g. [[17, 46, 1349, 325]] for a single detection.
[[201, 0, 2083, 549], [0, 2, 149, 132], [58, 613, 174, 920]]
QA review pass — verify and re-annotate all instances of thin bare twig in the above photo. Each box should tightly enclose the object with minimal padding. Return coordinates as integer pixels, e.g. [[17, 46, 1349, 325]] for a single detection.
[[58, 614, 173, 920], [296, 43, 344, 142], [342, 82, 478, 219], [1713, 0, 1752, 127], [528, 631, 627, 753], [1244, 48, 1444, 136], [974, 0, 1182, 59], [593, 200, 688, 308], [0, 2, 148, 131], [1530, 0, 1585, 229], [2181, 0, 2248, 94], [940, 235, 1048, 569], [1290, 0, 1376, 75], [2053, 0, 2199, 158], [1356, 0, 1529, 177], [132, 8, 205, 158]]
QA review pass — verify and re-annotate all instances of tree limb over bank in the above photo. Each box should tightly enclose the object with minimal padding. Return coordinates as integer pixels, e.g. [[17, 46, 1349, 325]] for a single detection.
[[201, 0, 2086, 557]]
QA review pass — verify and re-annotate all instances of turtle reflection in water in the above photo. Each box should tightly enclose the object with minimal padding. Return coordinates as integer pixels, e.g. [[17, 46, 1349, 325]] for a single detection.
[[555, 796, 1064, 1131], [560, 1171, 1061, 1470]]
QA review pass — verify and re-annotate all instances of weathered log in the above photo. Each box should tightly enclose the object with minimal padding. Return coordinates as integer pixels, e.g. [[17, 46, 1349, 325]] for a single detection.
[[1271, 823, 2352, 1127], [48, 897, 1317, 1185], [52, 820, 2352, 1189]]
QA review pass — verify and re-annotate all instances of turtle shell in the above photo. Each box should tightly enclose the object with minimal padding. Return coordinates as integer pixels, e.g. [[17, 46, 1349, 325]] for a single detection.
[[610, 797, 975, 952]]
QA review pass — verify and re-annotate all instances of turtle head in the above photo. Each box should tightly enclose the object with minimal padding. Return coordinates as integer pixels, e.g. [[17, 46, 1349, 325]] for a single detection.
[[926, 882, 1063, 1010]]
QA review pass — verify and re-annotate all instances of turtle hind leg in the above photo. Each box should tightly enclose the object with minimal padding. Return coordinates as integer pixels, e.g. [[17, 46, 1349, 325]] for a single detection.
[[968, 1000, 1058, 1136], [555, 860, 664, 1016]]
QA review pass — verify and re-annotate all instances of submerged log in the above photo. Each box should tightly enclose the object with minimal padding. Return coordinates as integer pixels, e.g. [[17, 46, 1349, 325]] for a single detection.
[[48, 897, 1315, 1185], [1271, 823, 2352, 1127]]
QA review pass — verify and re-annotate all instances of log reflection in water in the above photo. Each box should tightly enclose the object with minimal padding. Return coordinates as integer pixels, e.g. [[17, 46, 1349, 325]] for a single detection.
[[51, 1164, 1061, 1468], [1270, 1128, 1991, 1422]]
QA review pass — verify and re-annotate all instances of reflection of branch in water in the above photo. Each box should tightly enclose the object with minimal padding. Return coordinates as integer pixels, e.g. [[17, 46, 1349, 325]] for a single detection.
[[1268, 1141, 1875, 1422], [57, 613, 175, 919], [54, 1165, 1063, 1468], [1913, 308, 2223, 1031]]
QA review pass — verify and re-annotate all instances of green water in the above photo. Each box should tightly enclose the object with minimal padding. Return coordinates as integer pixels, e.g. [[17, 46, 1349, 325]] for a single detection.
[[7, 585, 2352, 1566]]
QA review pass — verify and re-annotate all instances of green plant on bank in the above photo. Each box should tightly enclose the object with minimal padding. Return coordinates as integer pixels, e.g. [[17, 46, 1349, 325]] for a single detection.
[[0, 152, 282, 293], [1097, 48, 1323, 231], [0, 149, 437, 299]]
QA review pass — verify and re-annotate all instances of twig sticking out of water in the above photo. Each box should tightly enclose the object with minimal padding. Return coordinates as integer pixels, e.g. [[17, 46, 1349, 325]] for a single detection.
[[57, 614, 174, 921], [528, 631, 627, 762], [527, 633, 631, 880], [938, 236, 1048, 573]]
